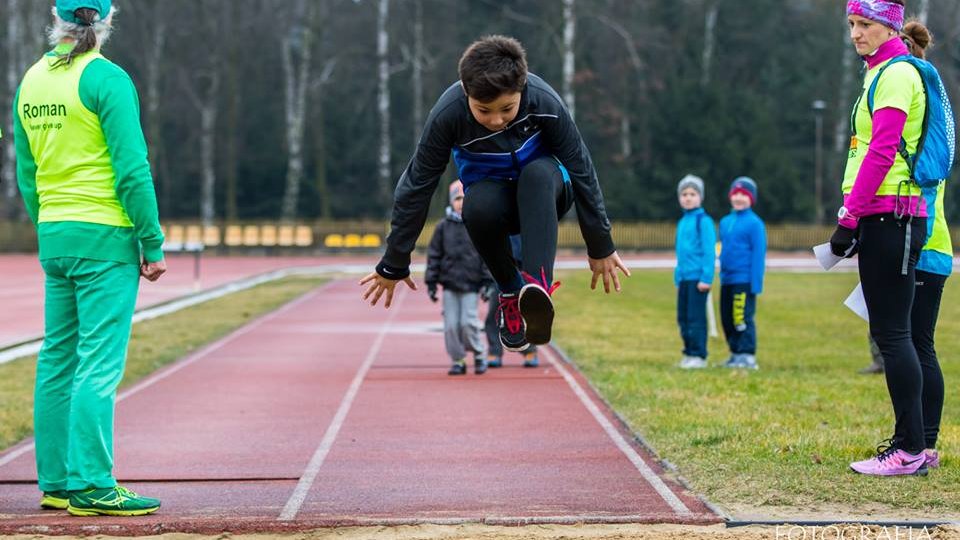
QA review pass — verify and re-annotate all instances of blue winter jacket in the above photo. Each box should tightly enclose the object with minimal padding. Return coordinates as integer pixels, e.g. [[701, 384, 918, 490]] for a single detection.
[[719, 208, 767, 294], [674, 208, 716, 286]]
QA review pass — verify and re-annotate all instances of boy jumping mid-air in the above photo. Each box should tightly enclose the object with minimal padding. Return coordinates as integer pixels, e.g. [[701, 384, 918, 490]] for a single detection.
[[360, 35, 629, 352]]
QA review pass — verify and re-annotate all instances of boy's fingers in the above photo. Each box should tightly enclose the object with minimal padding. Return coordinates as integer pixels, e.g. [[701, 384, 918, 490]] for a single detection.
[[371, 286, 385, 306], [385, 287, 395, 308], [359, 273, 376, 286], [618, 261, 632, 277], [404, 277, 418, 290], [363, 283, 378, 301], [590, 271, 599, 290], [603, 271, 611, 293], [612, 270, 622, 292]]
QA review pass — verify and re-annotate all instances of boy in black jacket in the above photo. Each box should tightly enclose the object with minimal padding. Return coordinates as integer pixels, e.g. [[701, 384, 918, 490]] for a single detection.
[[426, 181, 494, 375], [361, 35, 629, 353]]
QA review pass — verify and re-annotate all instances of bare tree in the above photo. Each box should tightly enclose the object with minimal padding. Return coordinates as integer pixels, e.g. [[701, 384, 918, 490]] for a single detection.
[[592, 14, 643, 160], [3, 0, 47, 219], [179, 5, 222, 228], [4, 0, 24, 212], [701, 1, 719, 87], [124, 1, 169, 216], [562, 0, 576, 119], [311, 59, 338, 220], [411, 0, 425, 143], [280, 0, 319, 222], [377, 0, 392, 209], [917, 0, 930, 25]]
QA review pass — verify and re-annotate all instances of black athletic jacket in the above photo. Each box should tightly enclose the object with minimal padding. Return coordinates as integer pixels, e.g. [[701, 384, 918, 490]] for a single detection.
[[376, 73, 615, 280]]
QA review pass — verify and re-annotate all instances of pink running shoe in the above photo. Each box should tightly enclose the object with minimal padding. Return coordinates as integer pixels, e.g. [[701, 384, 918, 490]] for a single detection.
[[925, 449, 939, 469], [850, 443, 928, 476]]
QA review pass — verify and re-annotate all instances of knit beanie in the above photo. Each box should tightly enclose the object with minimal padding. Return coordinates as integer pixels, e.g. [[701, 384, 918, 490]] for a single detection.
[[677, 174, 705, 200], [728, 176, 758, 205]]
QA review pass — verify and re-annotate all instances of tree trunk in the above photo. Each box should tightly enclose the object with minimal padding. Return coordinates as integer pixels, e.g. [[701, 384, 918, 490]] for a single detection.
[[620, 115, 631, 159], [411, 0, 425, 143], [701, 1, 719, 87], [377, 0, 392, 210], [833, 46, 857, 154], [562, 0, 576, 118], [199, 101, 218, 227], [223, 3, 240, 222], [917, 0, 930, 25], [145, 16, 168, 216], [4, 0, 23, 212], [280, 1, 316, 222], [314, 97, 331, 220]]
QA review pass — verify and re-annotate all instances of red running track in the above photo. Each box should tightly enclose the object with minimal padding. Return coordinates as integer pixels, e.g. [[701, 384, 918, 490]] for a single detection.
[[0, 279, 719, 534]]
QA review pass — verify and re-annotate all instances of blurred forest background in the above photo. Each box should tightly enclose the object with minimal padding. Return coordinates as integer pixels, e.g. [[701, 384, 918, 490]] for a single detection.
[[2, 0, 959, 226]]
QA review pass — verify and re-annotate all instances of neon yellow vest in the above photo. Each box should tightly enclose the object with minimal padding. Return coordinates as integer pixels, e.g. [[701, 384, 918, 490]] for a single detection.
[[17, 51, 133, 227], [843, 61, 925, 197], [926, 183, 952, 256]]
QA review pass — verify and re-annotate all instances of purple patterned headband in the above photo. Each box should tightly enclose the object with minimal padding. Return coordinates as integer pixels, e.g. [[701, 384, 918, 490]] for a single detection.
[[847, 0, 904, 31]]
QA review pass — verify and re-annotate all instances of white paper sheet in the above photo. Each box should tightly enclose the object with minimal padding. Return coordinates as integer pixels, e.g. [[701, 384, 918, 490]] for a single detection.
[[844, 282, 869, 322], [813, 243, 844, 271]]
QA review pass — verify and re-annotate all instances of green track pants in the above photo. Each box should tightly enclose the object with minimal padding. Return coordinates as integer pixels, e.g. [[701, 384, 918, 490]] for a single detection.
[[34, 257, 139, 492]]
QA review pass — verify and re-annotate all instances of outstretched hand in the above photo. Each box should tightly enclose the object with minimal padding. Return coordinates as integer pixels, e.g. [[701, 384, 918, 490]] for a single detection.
[[588, 251, 631, 293], [359, 271, 418, 308]]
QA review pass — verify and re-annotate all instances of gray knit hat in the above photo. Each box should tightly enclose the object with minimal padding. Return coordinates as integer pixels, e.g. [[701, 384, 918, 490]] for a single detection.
[[677, 174, 704, 199]]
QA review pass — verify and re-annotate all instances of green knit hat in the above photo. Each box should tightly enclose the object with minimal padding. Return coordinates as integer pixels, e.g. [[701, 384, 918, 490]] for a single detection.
[[56, 0, 112, 25]]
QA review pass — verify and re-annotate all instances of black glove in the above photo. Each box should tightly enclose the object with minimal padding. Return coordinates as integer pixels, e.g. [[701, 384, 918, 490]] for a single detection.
[[427, 285, 438, 303], [830, 225, 859, 258]]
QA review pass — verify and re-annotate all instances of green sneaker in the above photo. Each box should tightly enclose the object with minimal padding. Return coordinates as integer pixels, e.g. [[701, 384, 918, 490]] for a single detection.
[[40, 490, 70, 510], [67, 486, 161, 516]]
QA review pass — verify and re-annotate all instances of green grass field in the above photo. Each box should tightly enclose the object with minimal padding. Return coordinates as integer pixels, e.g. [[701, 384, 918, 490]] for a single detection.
[[553, 270, 959, 512], [0, 276, 325, 453]]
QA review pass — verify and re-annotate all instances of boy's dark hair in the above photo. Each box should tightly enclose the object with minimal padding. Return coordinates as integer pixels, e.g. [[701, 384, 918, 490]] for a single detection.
[[458, 35, 528, 103]]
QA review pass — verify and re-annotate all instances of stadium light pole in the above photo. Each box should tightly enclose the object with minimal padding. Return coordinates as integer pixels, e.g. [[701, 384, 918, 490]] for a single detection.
[[812, 100, 827, 224]]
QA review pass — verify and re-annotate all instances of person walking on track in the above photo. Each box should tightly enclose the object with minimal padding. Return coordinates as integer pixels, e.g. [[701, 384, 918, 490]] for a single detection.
[[425, 180, 493, 376], [14, 0, 166, 515]]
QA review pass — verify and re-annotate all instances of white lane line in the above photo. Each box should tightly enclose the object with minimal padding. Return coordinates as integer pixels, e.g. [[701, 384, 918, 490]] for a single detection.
[[0, 282, 333, 471], [543, 347, 693, 516], [278, 289, 407, 521]]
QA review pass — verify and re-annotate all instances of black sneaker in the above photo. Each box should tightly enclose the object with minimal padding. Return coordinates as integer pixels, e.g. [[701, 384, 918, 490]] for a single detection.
[[448, 361, 467, 375], [519, 270, 560, 346], [474, 357, 488, 375], [497, 293, 529, 352]]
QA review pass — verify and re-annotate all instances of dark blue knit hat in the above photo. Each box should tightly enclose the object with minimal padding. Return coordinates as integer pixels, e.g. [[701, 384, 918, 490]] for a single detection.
[[729, 176, 758, 205]]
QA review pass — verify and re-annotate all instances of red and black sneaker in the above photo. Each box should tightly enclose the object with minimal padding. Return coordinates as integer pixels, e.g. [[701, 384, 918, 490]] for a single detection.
[[497, 292, 529, 352], [519, 269, 561, 346]]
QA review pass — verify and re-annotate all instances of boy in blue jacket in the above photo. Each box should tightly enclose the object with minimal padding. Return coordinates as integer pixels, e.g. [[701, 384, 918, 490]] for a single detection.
[[674, 175, 716, 369], [719, 177, 767, 370]]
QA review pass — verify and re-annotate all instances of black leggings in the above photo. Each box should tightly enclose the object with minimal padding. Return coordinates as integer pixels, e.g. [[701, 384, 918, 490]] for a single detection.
[[912, 270, 947, 449], [857, 214, 927, 453], [461, 157, 574, 293]]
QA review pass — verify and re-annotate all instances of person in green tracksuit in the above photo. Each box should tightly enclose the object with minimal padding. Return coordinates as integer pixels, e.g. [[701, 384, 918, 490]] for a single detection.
[[13, 0, 166, 516]]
